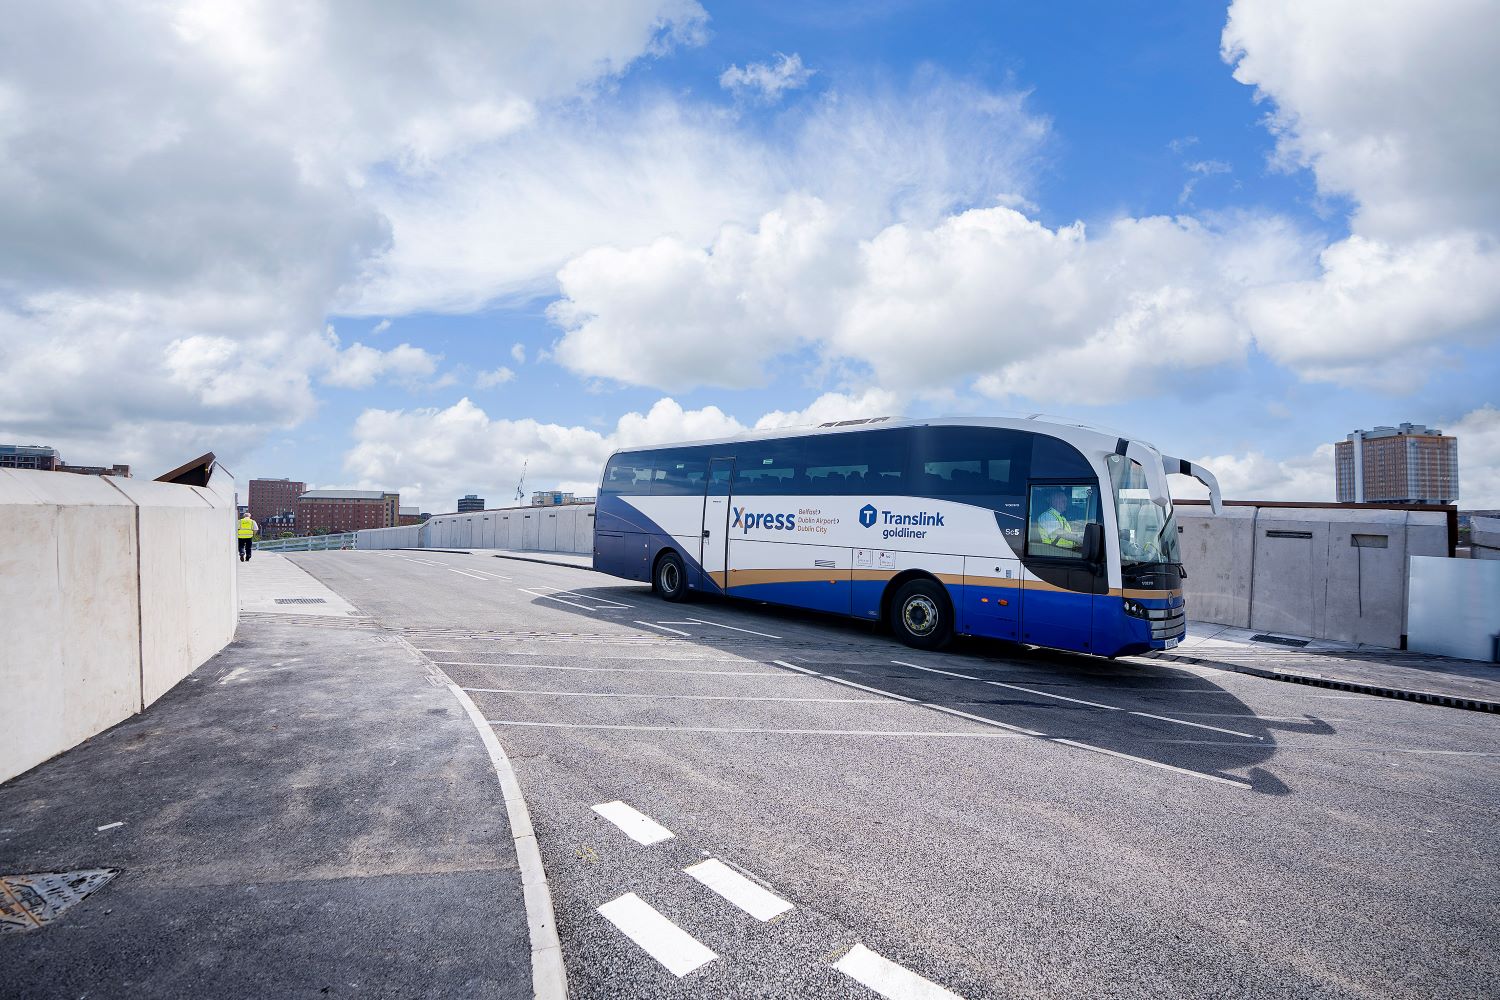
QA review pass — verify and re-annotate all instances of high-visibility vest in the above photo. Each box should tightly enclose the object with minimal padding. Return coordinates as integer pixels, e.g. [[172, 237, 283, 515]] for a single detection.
[[237, 517, 255, 539], [1038, 507, 1077, 548]]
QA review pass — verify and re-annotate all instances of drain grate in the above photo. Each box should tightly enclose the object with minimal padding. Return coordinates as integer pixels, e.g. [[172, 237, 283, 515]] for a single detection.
[[275, 598, 327, 605], [1251, 633, 1310, 648], [1, 870, 119, 933]]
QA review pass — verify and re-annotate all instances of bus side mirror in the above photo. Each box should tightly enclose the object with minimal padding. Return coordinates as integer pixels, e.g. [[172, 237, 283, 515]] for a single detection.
[[1081, 522, 1103, 564]]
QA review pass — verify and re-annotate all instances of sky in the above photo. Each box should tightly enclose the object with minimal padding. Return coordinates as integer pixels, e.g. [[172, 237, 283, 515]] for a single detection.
[[2, 0, 1497, 513]]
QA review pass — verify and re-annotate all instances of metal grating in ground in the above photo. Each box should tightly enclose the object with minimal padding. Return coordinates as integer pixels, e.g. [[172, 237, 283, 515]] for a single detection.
[[0, 870, 118, 933], [274, 597, 328, 605], [1250, 633, 1310, 648]]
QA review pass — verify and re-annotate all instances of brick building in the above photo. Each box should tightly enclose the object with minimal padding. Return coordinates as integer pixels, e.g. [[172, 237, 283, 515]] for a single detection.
[[249, 478, 306, 534], [398, 507, 427, 526], [1335, 423, 1458, 504], [295, 490, 400, 534], [57, 461, 131, 477]]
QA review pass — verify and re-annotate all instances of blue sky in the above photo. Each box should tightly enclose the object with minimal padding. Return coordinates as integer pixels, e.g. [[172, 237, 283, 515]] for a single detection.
[[3, 1, 1497, 510]]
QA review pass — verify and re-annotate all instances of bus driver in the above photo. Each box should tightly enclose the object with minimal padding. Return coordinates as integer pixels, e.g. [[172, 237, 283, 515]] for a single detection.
[[1037, 488, 1083, 552]]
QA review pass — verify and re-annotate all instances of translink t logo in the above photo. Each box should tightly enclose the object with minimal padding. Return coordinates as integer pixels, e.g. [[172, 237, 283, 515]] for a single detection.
[[858, 504, 878, 528]]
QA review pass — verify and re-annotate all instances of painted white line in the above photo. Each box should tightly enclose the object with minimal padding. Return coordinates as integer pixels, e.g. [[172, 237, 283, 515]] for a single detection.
[[597, 893, 716, 977], [429, 669, 566, 998], [469, 569, 513, 580], [685, 859, 793, 921], [1050, 738, 1250, 787], [397, 556, 444, 567], [463, 688, 882, 703], [920, 701, 1045, 737], [96, 822, 124, 832], [635, 620, 691, 636], [446, 567, 490, 580], [518, 588, 602, 612], [835, 943, 963, 1000], [1125, 710, 1260, 739], [684, 617, 782, 639], [983, 679, 1119, 711], [414, 649, 461, 654], [774, 661, 920, 703], [892, 660, 983, 681], [488, 720, 1028, 737], [592, 800, 675, 845], [442, 663, 787, 676], [555, 590, 633, 608]]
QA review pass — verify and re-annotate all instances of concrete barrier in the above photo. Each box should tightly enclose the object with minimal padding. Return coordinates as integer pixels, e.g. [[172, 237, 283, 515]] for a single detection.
[[1408, 556, 1500, 661], [1472, 516, 1500, 560], [0, 464, 237, 784], [1176, 502, 1451, 648], [357, 503, 596, 555]]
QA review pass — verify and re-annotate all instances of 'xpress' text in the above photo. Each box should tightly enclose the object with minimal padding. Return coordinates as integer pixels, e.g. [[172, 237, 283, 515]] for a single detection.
[[731, 507, 797, 533]]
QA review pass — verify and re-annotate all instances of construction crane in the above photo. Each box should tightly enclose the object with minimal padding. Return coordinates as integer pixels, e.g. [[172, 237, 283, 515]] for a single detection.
[[513, 458, 527, 505]]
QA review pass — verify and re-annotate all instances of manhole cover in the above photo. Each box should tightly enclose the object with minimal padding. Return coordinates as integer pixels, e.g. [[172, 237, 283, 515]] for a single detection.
[[1251, 634, 1310, 648], [275, 598, 327, 604], [1, 870, 118, 933]]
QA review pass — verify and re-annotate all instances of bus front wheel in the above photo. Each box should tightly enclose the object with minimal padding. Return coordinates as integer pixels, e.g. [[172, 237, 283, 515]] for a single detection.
[[654, 551, 689, 603], [889, 579, 953, 650]]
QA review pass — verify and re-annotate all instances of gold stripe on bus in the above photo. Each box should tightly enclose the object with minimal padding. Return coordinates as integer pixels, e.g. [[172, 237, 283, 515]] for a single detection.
[[727, 568, 847, 587], [961, 575, 1022, 590], [1120, 588, 1183, 600]]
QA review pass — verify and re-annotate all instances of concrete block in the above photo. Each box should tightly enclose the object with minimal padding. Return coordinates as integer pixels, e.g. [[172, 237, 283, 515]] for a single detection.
[[1409, 556, 1500, 661], [1248, 512, 1329, 637], [1322, 508, 1406, 646], [1176, 506, 1254, 628]]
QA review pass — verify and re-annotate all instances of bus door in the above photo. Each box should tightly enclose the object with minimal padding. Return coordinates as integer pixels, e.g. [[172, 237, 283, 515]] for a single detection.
[[1021, 482, 1107, 654], [700, 458, 734, 592]]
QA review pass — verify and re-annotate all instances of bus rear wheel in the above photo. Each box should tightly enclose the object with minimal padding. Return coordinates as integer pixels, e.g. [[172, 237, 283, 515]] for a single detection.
[[889, 579, 953, 650], [654, 551, 689, 603]]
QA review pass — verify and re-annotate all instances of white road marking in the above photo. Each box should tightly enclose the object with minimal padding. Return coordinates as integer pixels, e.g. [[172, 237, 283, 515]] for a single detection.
[[554, 590, 633, 608], [415, 649, 461, 654], [896, 661, 1262, 741], [397, 555, 444, 567], [96, 822, 124, 832], [464, 687, 881, 703], [835, 943, 964, 1000], [488, 720, 1028, 737], [443, 663, 787, 676], [446, 567, 490, 580], [1148, 740, 1500, 755], [597, 893, 716, 977], [591, 800, 675, 845], [684, 617, 782, 639], [779, 659, 1249, 789], [518, 588, 605, 612], [685, 859, 793, 921], [468, 569, 512, 580], [635, 621, 691, 636]]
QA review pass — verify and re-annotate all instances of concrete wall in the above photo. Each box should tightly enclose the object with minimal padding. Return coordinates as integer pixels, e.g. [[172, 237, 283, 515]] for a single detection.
[[0, 465, 238, 784], [1408, 556, 1500, 661], [357, 503, 596, 555], [1472, 516, 1500, 560], [1176, 505, 1449, 648]]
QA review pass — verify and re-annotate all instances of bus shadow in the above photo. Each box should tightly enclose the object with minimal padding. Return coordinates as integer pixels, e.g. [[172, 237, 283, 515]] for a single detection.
[[526, 585, 1325, 796]]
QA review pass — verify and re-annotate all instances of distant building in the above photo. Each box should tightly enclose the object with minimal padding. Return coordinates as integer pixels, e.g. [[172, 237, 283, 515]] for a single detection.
[[57, 461, 131, 477], [296, 489, 400, 534], [249, 478, 305, 532], [398, 506, 427, 526], [1335, 423, 1458, 504], [530, 490, 593, 506], [457, 494, 485, 512], [0, 444, 60, 471]]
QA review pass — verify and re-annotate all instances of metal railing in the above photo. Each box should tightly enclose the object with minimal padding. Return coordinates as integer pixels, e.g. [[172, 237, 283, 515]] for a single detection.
[[253, 532, 358, 552]]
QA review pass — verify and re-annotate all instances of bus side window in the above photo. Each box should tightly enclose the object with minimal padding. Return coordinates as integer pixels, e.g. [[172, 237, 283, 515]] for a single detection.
[[1027, 484, 1100, 559], [602, 454, 656, 496]]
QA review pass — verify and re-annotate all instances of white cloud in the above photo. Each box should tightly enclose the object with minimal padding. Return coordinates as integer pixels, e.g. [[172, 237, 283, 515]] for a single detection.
[[475, 366, 516, 389], [510, 342, 527, 364], [719, 53, 815, 101], [1448, 405, 1500, 510], [1222, 0, 1500, 382], [1178, 159, 1231, 205], [371, 319, 392, 335], [323, 339, 442, 390], [754, 389, 904, 430]]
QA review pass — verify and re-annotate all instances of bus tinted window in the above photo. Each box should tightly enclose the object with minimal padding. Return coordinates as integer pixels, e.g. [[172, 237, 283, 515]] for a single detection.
[[600, 453, 656, 496], [733, 439, 798, 495], [734, 429, 908, 495], [1032, 434, 1094, 479], [652, 449, 709, 495], [910, 427, 1029, 500]]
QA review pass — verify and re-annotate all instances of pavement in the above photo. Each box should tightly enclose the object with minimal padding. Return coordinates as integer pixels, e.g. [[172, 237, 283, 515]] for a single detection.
[[5, 548, 1498, 999], [0, 554, 530, 999]]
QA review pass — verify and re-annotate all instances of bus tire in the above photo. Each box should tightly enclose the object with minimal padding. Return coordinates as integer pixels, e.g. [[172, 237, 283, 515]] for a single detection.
[[654, 551, 689, 603], [889, 579, 953, 650]]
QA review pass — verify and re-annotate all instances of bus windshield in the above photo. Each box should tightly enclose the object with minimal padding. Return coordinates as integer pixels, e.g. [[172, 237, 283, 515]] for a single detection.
[[1108, 454, 1181, 567]]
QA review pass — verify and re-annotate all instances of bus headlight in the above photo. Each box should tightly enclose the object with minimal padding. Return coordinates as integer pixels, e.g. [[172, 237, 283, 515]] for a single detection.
[[1122, 599, 1148, 619]]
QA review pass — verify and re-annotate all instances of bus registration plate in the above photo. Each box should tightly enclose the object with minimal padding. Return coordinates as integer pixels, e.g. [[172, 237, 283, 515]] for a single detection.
[[1164, 637, 1180, 649]]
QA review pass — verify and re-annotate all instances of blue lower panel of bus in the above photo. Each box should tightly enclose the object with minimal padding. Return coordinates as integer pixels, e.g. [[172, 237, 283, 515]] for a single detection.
[[731, 580, 852, 616]]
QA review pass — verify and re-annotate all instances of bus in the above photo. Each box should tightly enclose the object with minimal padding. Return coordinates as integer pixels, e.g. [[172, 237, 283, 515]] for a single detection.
[[591, 416, 1221, 657]]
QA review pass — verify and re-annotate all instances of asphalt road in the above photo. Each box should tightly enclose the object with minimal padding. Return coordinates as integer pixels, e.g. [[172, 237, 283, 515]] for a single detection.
[[291, 549, 1500, 1000]]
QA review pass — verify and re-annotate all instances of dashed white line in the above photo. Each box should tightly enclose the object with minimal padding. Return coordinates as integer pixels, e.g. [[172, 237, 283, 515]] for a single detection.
[[685, 859, 793, 921], [835, 943, 964, 1000], [518, 588, 624, 612], [597, 893, 716, 977], [464, 687, 881, 703], [443, 662, 788, 676], [685, 617, 782, 639], [591, 800, 676, 845], [446, 567, 490, 580], [555, 590, 633, 608], [488, 721, 1028, 737], [635, 621, 692, 636]]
